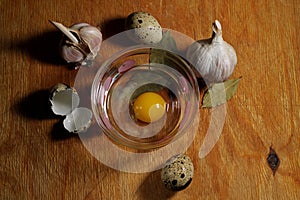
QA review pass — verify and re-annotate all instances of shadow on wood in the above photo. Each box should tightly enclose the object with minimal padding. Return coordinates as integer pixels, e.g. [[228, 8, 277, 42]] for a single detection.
[[14, 89, 77, 140], [197, 77, 209, 91], [137, 170, 176, 200], [51, 120, 78, 141], [16, 30, 66, 65], [14, 89, 56, 119], [100, 17, 126, 40]]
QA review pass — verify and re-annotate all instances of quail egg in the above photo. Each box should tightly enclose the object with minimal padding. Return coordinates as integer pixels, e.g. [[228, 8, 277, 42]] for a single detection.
[[125, 11, 162, 44], [161, 154, 194, 191]]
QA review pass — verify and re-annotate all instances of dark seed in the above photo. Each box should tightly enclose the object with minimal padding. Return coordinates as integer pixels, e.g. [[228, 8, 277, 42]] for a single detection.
[[180, 174, 185, 178], [267, 147, 280, 175], [138, 19, 143, 24]]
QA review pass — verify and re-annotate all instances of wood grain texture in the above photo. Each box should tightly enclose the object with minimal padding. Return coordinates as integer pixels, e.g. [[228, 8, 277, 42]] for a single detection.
[[0, 0, 299, 199]]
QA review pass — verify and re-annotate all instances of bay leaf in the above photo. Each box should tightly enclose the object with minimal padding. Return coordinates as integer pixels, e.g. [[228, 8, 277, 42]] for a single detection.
[[202, 78, 241, 108]]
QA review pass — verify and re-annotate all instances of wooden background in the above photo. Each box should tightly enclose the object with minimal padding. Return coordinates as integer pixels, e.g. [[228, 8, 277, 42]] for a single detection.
[[0, 0, 299, 199]]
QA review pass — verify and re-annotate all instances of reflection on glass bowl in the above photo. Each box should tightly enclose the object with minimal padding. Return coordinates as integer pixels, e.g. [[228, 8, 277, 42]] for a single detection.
[[92, 47, 199, 150]]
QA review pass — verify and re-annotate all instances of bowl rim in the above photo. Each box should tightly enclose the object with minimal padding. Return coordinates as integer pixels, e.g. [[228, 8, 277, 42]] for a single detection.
[[91, 46, 200, 150]]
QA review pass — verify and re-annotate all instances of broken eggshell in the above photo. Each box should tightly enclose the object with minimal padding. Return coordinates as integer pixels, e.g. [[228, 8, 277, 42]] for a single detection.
[[49, 83, 92, 133], [49, 83, 80, 116], [63, 107, 92, 133]]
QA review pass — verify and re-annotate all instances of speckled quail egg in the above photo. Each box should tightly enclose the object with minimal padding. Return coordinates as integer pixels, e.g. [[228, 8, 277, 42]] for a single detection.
[[161, 154, 194, 191], [125, 11, 162, 44]]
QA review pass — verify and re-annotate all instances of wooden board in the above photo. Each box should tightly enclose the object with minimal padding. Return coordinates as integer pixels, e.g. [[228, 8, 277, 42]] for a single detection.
[[0, 0, 299, 199]]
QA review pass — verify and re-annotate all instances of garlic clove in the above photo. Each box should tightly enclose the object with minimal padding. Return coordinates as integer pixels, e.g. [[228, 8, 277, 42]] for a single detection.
[[69, 23, 90, 30], [50, 21, 102, 66], [63, 107, 92, 133], [50, 20, 79, 44], [61, 45, 84, 63], [186, 20, 237, 84], [78, 25, 103, 60], [49, 83, 80, 116]]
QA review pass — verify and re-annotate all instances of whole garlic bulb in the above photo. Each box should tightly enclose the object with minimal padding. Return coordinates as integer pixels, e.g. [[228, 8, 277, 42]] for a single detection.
[[51, 21, 102, 66], [186, 20, 237, 84]]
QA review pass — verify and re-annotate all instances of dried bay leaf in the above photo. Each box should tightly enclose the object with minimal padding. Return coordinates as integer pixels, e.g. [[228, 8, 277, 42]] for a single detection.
[[202, 78, 241, 108]]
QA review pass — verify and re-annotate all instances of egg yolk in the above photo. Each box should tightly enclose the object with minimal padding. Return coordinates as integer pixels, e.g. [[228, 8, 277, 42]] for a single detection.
[[133, 92, 166, 123]]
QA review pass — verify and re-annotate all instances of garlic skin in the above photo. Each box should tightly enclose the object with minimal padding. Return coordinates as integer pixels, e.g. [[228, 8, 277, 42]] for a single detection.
[[186, 20, 237, 84], [51, 21, 102, 66]]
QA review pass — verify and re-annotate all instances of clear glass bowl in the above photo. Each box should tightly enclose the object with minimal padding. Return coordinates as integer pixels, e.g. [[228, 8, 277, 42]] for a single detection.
[[91, 46, 199, 150]]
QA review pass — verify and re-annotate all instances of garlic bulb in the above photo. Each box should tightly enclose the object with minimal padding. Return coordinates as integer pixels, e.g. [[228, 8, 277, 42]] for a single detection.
[[186, 20, 237, 84], [50, 21, 102, 66]]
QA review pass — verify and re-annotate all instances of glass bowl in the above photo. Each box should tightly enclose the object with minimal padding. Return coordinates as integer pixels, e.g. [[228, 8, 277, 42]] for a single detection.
[[91, 45, 199, 150]]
